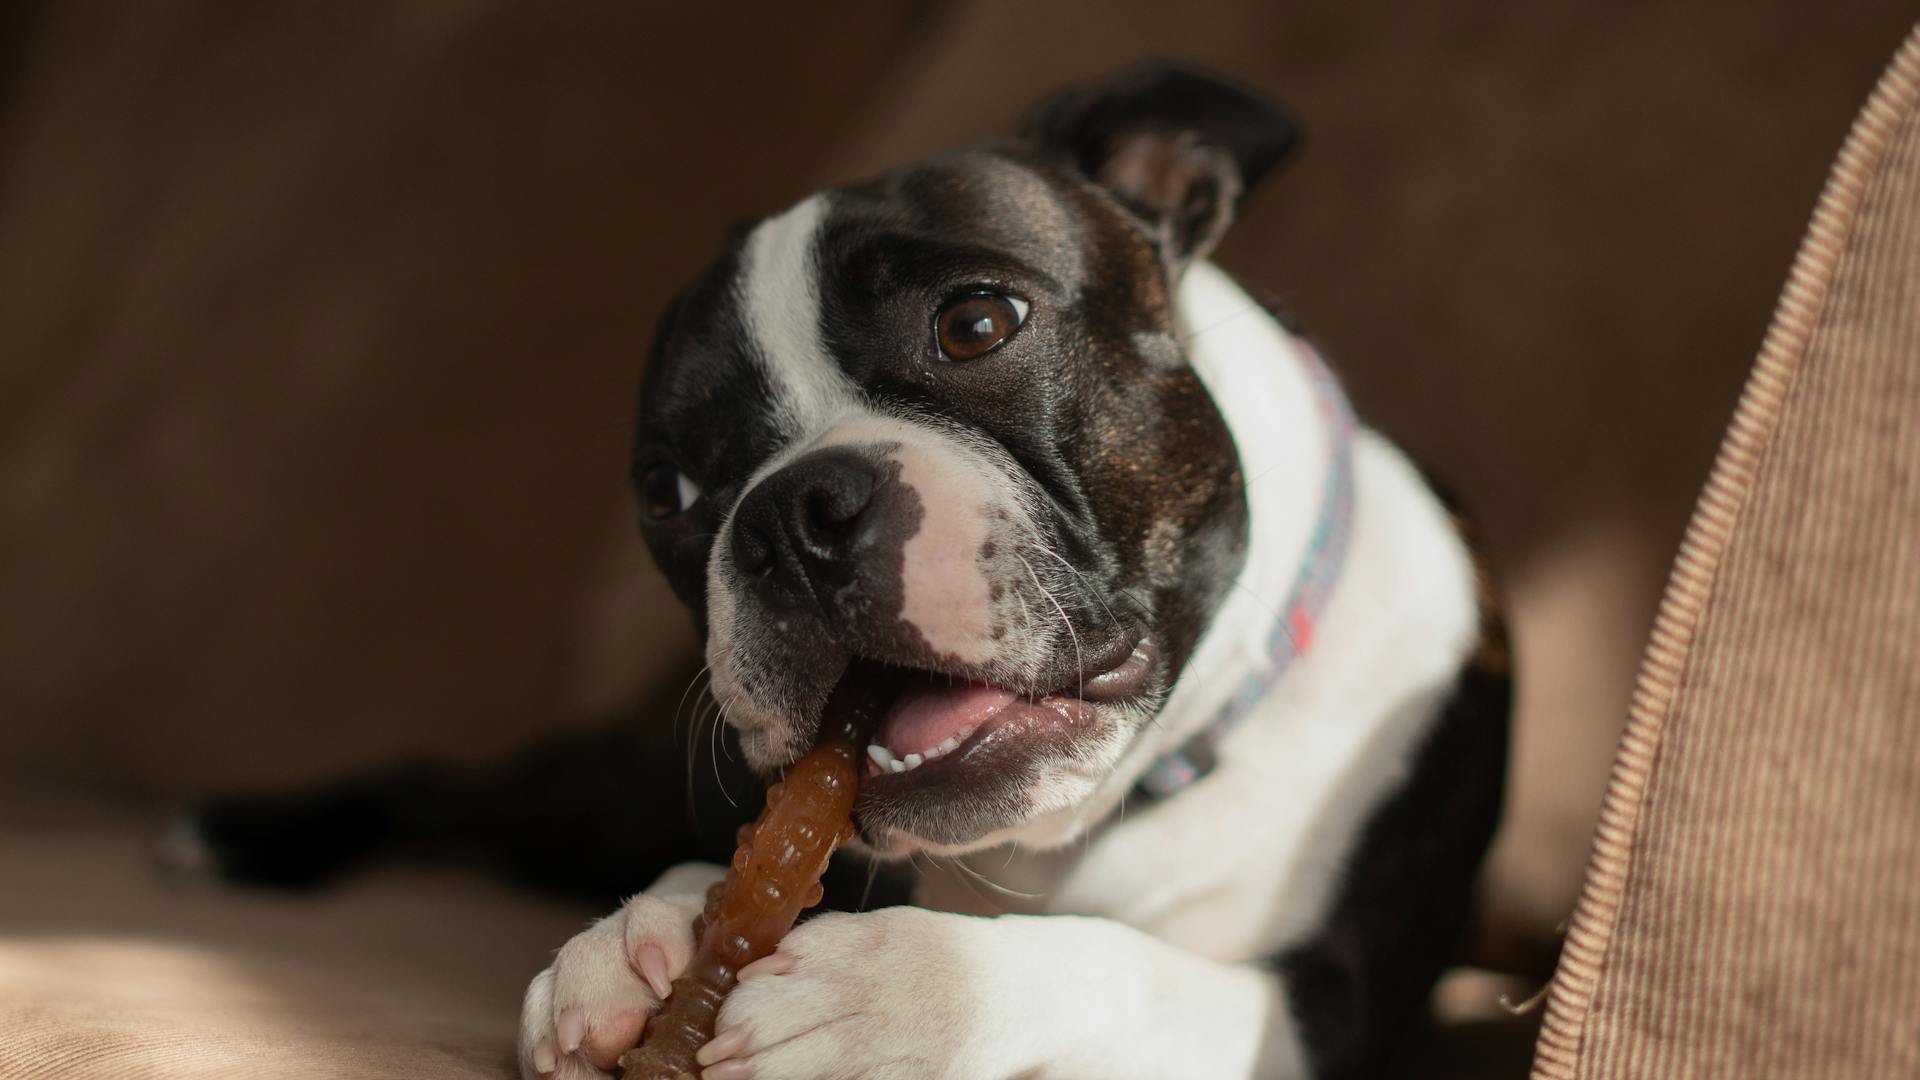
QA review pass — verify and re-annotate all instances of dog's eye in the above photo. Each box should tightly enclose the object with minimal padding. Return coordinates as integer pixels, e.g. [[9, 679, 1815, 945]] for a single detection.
[[639, 462, 701, 519], [934, 293, 1029, 361]]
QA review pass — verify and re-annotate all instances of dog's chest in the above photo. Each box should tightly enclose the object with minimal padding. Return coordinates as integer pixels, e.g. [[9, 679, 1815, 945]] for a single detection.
[[911, 784, 1308, 962]]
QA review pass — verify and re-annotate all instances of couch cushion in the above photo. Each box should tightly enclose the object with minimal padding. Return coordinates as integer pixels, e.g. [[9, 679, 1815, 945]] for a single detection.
[[0, 789, 1544, 1078], [1533, 25, 1920, 1080], [0, 789, 595, 1079]]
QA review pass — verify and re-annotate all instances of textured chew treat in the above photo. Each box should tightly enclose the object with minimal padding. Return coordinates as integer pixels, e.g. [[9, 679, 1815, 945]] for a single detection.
[[617, 721, 860, 1080]]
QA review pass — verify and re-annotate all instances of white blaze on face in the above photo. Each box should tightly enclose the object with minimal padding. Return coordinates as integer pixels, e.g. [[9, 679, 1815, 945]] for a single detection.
[[705, 193, 857, 710], [738, 193, 861, 438]]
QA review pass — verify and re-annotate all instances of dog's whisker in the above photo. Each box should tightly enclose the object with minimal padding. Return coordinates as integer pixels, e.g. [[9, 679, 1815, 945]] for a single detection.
[[684, 698, 727, 828], [1013, 579, 1037, 636], [931, 853, 989, 909], [906, 850, 940, 893], [683, 695, 709, 787], [1226, 459, 1297, 503], [715, 703, 738, 765], [943, 852, 1047, 904], [672, 663, 714, 743], [679, 683, 722, 827], [858, 853, 883, 912], [1026, 537, 1124, 634], [709, 702, 739, 809], [1016, 551, 1084, 699], [1226, 577, 1313, 654], [1112, 585, 1155, 618], [1172, 300, 1268, 347]]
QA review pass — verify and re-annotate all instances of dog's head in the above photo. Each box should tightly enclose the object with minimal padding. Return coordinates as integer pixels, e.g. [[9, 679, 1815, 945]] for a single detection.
[[631, 66, 1297, 856]]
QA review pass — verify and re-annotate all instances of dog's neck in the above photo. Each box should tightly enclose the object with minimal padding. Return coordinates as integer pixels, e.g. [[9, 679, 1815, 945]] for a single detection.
[[1011, 261, 1340, 848]]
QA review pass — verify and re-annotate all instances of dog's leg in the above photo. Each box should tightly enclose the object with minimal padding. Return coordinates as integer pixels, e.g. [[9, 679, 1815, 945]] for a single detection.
[[174, 709, 759, 903], [601, 906, 1318, 1080], [521, 896, 1484, 1080], [1275, 659, 1513, 1078]]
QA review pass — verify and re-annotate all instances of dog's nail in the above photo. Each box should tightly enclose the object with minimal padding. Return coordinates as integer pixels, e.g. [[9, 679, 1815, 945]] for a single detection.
[[555, 1006, 586, 1054], [737, 952, 796, 980], [635, 943, 674, 1000], [701, 1059, 752, 1080], [696, 1027, 750, 1066], [582, 1008, 651, 1070], [531, 1037, 558, 1075]]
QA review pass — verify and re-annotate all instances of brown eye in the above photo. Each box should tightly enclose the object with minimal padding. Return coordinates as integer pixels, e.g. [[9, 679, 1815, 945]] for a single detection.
[[934, 292, 1029, 361], [638, 462, 700, 520]]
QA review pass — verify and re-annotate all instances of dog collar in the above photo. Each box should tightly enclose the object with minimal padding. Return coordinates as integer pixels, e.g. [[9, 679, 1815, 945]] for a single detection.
[[1131, 343, 1357, 803]]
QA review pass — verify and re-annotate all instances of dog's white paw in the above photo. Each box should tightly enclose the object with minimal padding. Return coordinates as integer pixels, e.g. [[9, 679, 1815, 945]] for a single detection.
[[695, 907, 1003, 1080], [518, 862, 726, 1080]]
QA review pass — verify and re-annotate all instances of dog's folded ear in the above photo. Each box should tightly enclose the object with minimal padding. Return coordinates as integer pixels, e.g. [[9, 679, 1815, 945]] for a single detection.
[[1021, 63, 1298, 274]]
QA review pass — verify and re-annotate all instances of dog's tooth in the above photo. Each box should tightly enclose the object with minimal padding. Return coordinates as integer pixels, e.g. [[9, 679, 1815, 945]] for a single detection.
[[937, 735, 960, 755], [868, 745, 897, 770], [887, 758, 908, 774], [903, 753, 924, 769]]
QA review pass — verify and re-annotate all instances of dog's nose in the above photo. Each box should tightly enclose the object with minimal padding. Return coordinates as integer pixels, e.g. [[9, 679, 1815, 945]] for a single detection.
[[730, 449, 880, 613]]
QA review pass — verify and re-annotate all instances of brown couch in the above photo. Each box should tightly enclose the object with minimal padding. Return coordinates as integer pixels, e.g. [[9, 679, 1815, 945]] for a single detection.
[[4, 4, 1916, 1076]]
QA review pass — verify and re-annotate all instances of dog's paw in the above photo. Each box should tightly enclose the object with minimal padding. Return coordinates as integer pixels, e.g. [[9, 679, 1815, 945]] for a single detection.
[[519, 863, 725, 1080], [695, 907, 1003, 1080]]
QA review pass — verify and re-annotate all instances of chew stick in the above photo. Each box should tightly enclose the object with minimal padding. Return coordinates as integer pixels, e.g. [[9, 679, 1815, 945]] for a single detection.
[[618, 719, 861, 1080]]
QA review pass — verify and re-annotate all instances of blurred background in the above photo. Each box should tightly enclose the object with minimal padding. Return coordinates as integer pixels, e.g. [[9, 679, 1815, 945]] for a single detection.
[[3, 3, 1916, 1076]]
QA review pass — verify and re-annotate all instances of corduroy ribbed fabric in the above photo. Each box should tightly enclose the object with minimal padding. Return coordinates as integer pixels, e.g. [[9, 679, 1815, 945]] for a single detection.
[[1533, 24, 1920, 1080]]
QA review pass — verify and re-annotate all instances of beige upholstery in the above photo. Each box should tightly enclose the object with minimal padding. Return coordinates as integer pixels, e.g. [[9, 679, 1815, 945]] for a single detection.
[[0, 788, 591, 1079], [1535, 26, 1920, 1080]]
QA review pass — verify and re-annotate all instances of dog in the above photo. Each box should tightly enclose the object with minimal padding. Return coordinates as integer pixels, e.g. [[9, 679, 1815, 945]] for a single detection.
[[187, 64, 1508, 1080]]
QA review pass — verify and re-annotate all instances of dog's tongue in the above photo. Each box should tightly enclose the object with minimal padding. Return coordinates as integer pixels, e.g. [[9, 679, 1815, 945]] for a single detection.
[[880, 680, 1019, 754]]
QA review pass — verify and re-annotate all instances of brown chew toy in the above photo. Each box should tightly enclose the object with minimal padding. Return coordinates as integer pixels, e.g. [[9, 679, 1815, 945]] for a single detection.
[[617, 719, 861, 1080]]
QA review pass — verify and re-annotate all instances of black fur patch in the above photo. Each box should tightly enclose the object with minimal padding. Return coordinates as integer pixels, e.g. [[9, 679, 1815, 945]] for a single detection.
[[1271, 499, 1512, 1079]]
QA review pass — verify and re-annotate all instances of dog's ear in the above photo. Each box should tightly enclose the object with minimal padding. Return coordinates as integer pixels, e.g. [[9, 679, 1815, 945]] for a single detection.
[[1021, 64, 1298, 273]]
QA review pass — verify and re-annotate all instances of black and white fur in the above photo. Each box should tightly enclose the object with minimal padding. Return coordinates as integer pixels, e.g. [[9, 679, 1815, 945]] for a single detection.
[[190, 66, 1508, 1080]]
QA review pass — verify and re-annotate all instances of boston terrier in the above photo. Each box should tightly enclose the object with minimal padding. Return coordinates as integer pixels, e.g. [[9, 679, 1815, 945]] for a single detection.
[[188, 64, 1508, 1080], [511, 63, 1509, 1079]]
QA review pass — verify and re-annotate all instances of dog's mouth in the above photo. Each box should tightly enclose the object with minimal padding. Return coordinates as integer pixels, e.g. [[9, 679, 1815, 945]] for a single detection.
[[810, 633, 1156, 823]]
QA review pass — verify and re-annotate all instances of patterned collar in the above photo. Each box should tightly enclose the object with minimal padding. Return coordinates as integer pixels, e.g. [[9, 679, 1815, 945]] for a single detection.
[[1132, 345, 1357, 803]]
